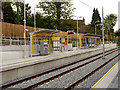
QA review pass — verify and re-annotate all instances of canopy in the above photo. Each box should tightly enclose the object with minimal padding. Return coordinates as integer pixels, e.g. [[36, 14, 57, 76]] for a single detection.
[[84, 34, 102, 38], [29, 29, 60, 57], [30, 29, 60, 36]]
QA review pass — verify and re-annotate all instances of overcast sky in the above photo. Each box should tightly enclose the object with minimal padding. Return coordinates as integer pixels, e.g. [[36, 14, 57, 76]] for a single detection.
[[25, 0, 119, 31]]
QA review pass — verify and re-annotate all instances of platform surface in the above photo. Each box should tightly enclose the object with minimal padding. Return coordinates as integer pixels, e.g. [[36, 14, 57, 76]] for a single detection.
[[92, 60, 120, 89], [0, 44, 117, 71]]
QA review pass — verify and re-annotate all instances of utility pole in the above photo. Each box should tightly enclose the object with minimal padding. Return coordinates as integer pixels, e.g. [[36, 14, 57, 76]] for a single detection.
[[34, 8, 36, 31], [24, 0, 26, 58], [77, 17, 78, 49], [102, 7, 105, 59], [77, 16, 82, 49]]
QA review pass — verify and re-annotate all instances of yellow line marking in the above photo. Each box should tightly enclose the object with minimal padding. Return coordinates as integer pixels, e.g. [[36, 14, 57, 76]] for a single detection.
[[91, 60, 120, 90], [0, 50, 79, 69], [0, 56, 56, 69]]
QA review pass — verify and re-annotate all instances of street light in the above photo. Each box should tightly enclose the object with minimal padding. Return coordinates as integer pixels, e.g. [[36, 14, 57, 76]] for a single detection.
[[24, 0, 27, 58], [34, 7, 41, 31], [102, 7, 105, 59], [34, 8, 36, 31], [34, 7, 40, 45], [77, 16, 82, 49]]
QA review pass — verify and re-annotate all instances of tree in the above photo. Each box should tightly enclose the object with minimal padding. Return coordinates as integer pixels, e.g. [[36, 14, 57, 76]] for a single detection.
[[114, 29, 120, 46], [19, 3, 32, 26], [91, 8, 101, 27], [13, 2, 21, 24], [61, 20, 77, 31], [37, 1, 75, 30], [86, 24, 95, 34], [104, 14, 117, 35], [2, 2, 16, 24], [115, 29, 120, 36], [36, 12, 55, 29], [60, 19, 86, 33]]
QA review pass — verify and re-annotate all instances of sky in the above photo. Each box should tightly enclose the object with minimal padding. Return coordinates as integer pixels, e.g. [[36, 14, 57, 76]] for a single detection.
[[25, 0, 119, 31]]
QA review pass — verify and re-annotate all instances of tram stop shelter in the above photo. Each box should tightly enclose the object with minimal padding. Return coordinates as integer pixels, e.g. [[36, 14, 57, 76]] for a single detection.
[[80, 34, 102, 48], [30, 29, 60, 57]]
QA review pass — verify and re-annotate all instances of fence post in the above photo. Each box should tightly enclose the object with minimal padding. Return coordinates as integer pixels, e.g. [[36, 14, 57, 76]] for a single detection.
[[10, 37, 12, 45], [18, 37, 19, 45]]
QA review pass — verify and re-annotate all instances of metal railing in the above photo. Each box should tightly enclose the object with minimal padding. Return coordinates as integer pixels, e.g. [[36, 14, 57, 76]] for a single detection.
[[2, 36, 30, 46]]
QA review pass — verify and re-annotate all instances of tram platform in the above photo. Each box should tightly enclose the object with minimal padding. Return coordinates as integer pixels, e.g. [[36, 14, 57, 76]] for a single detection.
[[0, 44, 117, 84], [92, 60, 120, 89], [1, 44, 116, 69]]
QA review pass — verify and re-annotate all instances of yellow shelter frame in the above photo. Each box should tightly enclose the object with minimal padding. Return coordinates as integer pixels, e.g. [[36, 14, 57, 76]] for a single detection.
[[30, 29, 60, 57]]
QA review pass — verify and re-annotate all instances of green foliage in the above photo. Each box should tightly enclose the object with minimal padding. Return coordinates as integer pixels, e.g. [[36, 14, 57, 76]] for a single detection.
[[91, 8, 101, 27], [115, 29, 120, 36], [36, 12, 56, 29], [85, 24, 102, 35], [90, 8, 102, 35], [18, 3, 32, 26], [2, 2, 32, 26], [104, 14, 117, 35], [86, 24, 94, 34], [60, 20, 86, 33], [13, 2, 20, 24], [37, 1, 75, 30], [2, 2, 16, 24], [61, 20, 76, 31], [115, 29, 120, 46]]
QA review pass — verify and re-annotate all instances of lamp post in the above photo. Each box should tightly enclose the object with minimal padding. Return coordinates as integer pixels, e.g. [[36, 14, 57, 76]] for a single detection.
[[77, 16, 82, 49], [34, 7, 40, 44], [34, 8, 36, 31], [24, 0, 27, 58], [77, 17, 78, 49], [34, 7, 41, 31], [102, 7, 105, 59]]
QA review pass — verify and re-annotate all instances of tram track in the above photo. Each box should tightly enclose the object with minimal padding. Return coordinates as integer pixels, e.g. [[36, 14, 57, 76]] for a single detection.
[[1, 47, 118, 89], [23, 48, 118, 89], [65, 54, 119, 89]]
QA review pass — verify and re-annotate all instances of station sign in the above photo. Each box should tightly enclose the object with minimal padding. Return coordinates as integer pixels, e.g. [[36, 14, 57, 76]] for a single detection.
[[61, 38, 65, 43], [40, 39, 48, 42], [52, 37, 60, 41], [24, 33, 26, 39]]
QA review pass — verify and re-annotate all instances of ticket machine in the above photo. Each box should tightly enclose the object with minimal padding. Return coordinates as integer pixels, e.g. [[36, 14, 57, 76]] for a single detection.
[[40, 40, 49, 55]]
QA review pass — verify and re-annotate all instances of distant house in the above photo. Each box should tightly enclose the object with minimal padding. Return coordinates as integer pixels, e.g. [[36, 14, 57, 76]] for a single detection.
[[61, 17, 86, 33], [70, 17, 85, 25], [61, 17, 85, 25]]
